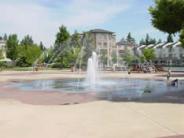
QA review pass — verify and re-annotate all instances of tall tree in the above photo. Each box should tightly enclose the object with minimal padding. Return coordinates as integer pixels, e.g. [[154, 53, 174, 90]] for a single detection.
[[126, 32, 135, 44], [180, 28, 184, 47], [39, 41, 45, 51], [0, 49, 3, 59], [149, 0, 184, 34], [82, 32, 95, 67], [70, 31, 81, 48], [145, 34, 150, 45], [3, 34, 7, 41], [167, 34, 174, 42], [139, 34, 158, 45], [157, 39, 162, 44], [55, 25, 70, 46], [53, 25, 70, 67], [21, 35, 34, 46], [149, 0, 184, 42], [139, 38, 145, 45], [6, 34, 19, 60]]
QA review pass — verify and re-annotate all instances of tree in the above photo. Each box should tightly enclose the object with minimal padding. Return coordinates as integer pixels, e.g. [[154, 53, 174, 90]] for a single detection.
[[21, 35, 34, 46], [139, 38, 145, 45], [149, 0, 184, 43], [70, 31, 81, 48], [81, 32, 95, 67], [55, 25, 70, 46], [6, 34, 19, 60], [143, 48, 156, 61], [99, 49, 107, 66], [157, 39, 162, 44], [122, 48, 135, 65], [167, 34, 174, 42], [145, 34, 150, 45], [149, 0, 184, 34], [0, 49, 3, 59], [180, 28, 184, 47], [126, 32, 135, 44], [39, 41, 46, 51], [16, 44, 42, 67], [3, 34, 7, 41], [139, 34, 158, 45], [61, 31, 82, 68], [53, 25, 70, 66]]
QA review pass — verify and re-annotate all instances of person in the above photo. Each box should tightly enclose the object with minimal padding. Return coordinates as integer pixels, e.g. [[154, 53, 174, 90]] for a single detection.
[[171, 79, 178, 87], [128, 68, 131, 74], [167, 69, 171, 81]]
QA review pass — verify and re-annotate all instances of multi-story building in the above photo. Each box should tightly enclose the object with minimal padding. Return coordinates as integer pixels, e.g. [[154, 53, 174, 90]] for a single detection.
[[116, 38, 137, 65], [82, 29, 138, 68], [136, 42, 184, 66], [88, 29, 116, 67]]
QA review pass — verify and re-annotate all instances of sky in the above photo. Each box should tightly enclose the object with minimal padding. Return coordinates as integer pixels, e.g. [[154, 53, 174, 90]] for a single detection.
[[0, 0, 172, 47]]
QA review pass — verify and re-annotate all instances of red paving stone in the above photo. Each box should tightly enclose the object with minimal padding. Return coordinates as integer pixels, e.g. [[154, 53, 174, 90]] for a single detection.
[[0, 84, 97, 105]]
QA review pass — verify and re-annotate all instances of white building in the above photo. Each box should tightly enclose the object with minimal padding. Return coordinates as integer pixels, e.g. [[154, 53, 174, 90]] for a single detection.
[[136, 42, 184, 65]]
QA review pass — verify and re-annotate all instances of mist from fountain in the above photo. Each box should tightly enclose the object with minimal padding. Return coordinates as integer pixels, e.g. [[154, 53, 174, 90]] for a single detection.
[[86, 52, 98, 87]]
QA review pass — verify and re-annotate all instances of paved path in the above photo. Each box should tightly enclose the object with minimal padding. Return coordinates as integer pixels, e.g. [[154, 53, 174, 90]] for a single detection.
[[0, 101, 183, 138]]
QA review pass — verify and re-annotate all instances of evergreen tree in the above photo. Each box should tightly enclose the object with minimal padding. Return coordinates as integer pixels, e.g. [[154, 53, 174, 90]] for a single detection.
[[126, 32, 135, 44], [6, 34, 19, 60], [51, 25, 70, 67], [21, 35, 34, 46], [145, 34, 150, 45], [70, 31, 81, 48], [139, 38, 145, 45], [167, 34, 173, 42], [39, 41, 45, 51], [3, 34, 7, 41], [55, 25, 70, 47], [157, 39, 162, 44]]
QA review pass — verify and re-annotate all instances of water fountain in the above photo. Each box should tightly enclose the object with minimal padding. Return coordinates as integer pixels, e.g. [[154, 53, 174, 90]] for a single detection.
[[86, 52, 98, 87]]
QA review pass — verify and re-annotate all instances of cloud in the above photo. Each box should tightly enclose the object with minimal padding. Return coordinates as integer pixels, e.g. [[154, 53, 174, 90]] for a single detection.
[[0, 0, 133, 47]]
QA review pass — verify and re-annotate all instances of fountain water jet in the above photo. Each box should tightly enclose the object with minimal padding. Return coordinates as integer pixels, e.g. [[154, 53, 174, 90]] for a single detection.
[[86, 52, 98, 87]]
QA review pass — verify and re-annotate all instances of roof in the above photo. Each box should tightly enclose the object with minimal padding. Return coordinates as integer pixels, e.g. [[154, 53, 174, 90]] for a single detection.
[[173, 42, 181, 48], [89, 29, 114, 34], [137, 41, 181, 50]]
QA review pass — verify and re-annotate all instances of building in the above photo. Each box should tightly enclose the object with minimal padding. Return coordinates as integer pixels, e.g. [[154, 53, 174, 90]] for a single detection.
[[116, 38, 137, 65], [136, 42, 184, 66], [81, 29, 138, 68], [87, 29, 116, 67]]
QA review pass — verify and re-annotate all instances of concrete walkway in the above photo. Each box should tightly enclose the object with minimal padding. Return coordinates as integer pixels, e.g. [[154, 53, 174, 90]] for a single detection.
[[0, 100, 183, 138]]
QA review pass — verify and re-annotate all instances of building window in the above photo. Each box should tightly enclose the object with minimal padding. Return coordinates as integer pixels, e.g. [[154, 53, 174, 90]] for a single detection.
[[103, 42, 107, 47]]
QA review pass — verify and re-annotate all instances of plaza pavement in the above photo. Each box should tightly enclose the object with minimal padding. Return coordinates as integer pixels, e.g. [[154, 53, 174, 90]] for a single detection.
[[0, 70, 183, 138], [0, 100, 183, 138]]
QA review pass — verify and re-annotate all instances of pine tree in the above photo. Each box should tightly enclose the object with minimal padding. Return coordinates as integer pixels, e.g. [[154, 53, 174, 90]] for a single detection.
[[167, 34, 173, 42]]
